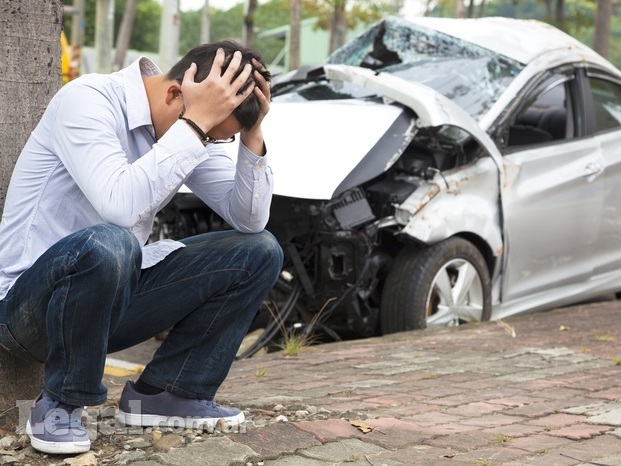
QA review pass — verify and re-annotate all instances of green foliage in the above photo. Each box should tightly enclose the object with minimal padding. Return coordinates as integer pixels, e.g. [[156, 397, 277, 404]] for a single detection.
[[62, 0, 621, 70], [303, 0, 392, 30], [63, 0, 162, 52]]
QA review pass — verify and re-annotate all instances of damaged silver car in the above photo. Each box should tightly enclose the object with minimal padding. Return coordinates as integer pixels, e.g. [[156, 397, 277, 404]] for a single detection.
[[156, 16, 621, 357]]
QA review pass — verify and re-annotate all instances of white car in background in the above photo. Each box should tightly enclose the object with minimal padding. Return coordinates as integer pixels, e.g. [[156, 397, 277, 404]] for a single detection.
[[158, 16, 621, 357]]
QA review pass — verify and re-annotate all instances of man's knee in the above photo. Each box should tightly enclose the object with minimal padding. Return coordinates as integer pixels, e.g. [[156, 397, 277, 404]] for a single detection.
[[71, 224, 141, 273], [250, 230, 283, 276]]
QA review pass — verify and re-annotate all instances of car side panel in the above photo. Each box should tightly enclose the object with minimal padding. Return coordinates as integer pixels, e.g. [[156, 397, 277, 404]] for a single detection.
[[500, 138, 603, 302]]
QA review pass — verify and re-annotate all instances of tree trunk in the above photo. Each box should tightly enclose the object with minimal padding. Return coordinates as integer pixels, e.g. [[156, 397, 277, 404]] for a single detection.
[[455, 0, 466, 18], [243, 0, 257, 48], [289, 0, 301, 71], [200, 0, 210, 44], [0, 0, 61, 431], [554, 0, 564, 29], [328, 0, 347, 54], [113, 0, 138, 71], [593, 0, 613, 58]]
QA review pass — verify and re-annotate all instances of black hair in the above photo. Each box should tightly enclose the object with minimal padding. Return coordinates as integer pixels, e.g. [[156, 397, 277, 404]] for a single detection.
[[167, 40, 271, 130]]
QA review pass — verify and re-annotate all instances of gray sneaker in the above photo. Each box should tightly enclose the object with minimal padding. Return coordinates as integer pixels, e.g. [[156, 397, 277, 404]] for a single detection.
[[116, 380, 245, 429], [26, 390, 90, 455]]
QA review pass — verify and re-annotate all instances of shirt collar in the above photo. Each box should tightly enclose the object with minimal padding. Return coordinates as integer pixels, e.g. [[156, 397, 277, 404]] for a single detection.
[[122, 57, 162, 131]]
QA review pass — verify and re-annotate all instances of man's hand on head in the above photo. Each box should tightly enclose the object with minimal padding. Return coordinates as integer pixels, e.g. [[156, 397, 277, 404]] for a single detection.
[[240, 58, 271, 156], [181, 48, 254, 135]]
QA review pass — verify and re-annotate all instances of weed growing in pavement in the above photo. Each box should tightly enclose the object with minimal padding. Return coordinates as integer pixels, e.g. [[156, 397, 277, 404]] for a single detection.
[[594, 332, 613, 342], [613, 356, 621, 365], [474, 460, 494, 466], [279, 329, 313, 356], [269, 297, 336, 357], [495, 434, 512, 443], [253, 366, 268, 377]]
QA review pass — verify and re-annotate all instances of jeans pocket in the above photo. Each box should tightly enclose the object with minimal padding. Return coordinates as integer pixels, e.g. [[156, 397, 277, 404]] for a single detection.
[[0, 323, 42, 364]]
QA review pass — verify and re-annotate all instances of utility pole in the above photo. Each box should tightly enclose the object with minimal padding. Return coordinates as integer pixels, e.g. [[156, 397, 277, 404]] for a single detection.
[[201, 0, 211, 44], [159, 0, 180, 72], [95, 0, 114, 73]]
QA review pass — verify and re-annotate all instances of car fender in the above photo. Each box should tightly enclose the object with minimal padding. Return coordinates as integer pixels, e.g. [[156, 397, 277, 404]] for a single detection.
[[397, 157, 503, 257]]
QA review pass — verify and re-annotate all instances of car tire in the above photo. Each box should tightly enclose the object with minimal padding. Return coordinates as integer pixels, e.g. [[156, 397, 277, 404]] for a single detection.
[[381, 236, 491, 333]]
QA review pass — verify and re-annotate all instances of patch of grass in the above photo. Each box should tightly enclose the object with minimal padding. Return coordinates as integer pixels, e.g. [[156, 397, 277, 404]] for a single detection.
[[594, 332, 613, 342], [273, 297, 337, 357], [613, 356, 621, 366], [279, 329, 314, 356], [495, 434, 512, 443], [253, 366, 267, 377], [475, 460, 494, 466]]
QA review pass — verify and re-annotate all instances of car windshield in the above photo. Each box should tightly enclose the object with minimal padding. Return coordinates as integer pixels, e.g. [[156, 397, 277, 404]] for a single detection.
[[274, 16, 524, 122]]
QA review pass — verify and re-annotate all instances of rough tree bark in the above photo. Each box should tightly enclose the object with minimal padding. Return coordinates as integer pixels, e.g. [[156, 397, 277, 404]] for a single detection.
[[593, 0, 613, 58], [0, 0, 62, 431]]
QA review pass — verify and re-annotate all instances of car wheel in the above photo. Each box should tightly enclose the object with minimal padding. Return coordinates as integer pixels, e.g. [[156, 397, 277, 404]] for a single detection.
[[381, 236, 491, 333]]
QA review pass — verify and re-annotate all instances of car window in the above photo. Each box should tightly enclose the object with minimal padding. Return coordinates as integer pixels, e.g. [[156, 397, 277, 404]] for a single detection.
[[588, 77, 621, 133], [506, 77, 575, 148], [273, 17, 524, 123]]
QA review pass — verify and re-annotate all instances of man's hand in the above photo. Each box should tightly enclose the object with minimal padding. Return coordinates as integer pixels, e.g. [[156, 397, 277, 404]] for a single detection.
[[181, 49, 254, 134], [240, 59, 271, 156]]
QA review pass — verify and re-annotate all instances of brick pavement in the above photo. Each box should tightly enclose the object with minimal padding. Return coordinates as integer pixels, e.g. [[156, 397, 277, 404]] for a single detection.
[[3, 300, 621, 465]]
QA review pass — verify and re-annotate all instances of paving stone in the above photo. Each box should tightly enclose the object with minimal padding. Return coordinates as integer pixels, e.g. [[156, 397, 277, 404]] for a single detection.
[[292, 419, 364, 443], [262, 455, 329, 466], [450, 445, 531, 464], [228, 422, 321, 459], [359, 418, 428, 449], [149, 436, 257, 466], [297, 438, 387, 463], [545, 424, 615, 440], [365, 444, 465, 465]]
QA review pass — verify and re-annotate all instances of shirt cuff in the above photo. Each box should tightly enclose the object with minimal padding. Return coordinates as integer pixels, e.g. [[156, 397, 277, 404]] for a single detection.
[[157, 120, 210, 173]]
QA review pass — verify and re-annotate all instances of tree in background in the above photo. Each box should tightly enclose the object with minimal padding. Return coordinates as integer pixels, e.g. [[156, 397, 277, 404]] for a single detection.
[[304, 0, 392, 52], [63, 0, 161, 53], [243, 0, 259, 47], [0, 0, 62, 430], [114, 0, 139, 70], [593, 0, 612, 57]]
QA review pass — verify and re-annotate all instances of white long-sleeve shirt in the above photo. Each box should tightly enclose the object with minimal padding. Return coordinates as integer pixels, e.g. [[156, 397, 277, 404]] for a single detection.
[[0, 57, 273, 300]]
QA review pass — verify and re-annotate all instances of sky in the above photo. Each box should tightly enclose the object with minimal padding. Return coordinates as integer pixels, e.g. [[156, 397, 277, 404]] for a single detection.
[[179, 0, 425, 15], [179, 0, 242, 11]]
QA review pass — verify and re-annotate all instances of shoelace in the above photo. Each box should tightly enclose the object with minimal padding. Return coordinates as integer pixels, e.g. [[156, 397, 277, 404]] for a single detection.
[[44, 396, 85, 430]]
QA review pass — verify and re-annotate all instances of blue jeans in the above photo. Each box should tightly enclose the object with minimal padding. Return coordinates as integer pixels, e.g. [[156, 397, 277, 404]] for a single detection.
[[0, 224, 283, 406]]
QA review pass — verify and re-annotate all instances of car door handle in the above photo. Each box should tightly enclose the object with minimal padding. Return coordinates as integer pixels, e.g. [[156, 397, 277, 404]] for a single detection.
[[583, 162, 604, 179]]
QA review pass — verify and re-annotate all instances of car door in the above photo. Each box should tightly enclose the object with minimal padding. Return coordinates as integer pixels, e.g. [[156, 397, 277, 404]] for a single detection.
[[584, 71, 621, 277], [500, 69, 604, 303]]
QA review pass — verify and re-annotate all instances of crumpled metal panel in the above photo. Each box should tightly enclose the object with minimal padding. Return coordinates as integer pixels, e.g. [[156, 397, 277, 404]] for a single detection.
[[324, 64, 504, 170], [399, 157, 503, 256]]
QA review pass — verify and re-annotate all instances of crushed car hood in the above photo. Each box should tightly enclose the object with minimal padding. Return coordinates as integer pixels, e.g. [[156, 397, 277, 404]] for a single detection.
[[262, 99, 413, 200], [263, 65, 502, 200]]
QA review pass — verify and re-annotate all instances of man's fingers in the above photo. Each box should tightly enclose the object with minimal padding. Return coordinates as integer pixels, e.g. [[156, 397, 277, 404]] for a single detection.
[[182, 62, 197, 85], [207, 48, 226, 78], [253, 69, 270, 99], [231, 63, 253, 92], [221, 50, 243, 80]]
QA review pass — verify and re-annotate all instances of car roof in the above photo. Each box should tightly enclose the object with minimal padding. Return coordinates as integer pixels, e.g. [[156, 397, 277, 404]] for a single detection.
[[403, 16, 618, 73]]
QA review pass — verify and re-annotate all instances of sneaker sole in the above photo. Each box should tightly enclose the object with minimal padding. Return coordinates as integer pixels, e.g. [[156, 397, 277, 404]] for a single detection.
[[26, 421, 91, 455], [115, 410, 245, 429]]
